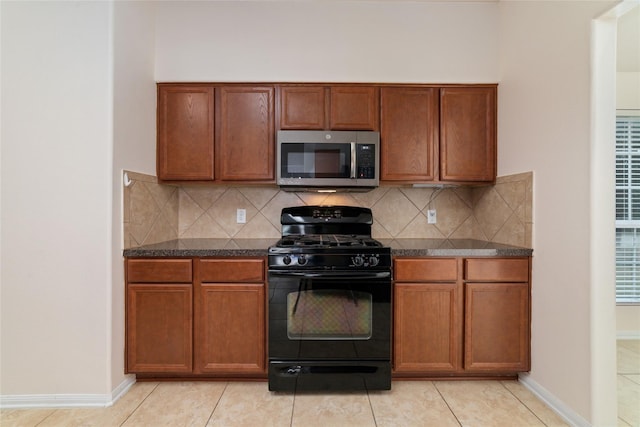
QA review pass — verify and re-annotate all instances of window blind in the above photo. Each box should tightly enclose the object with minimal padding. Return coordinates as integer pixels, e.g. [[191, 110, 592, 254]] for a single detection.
[[616, 116, 640, 304]]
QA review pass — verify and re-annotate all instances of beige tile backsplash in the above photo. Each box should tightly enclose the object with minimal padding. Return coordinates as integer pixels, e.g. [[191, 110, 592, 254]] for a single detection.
[[123, 171, 533, 249]]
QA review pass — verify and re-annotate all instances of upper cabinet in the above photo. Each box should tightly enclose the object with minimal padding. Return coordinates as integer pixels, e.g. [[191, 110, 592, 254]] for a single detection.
[[157, 83, 495, 184], [380, 87, 439, 182], [157, 85, 215, 181], [217, 86, 274, 181], [278, 85, 379, 131], [439, 87, 496, 183], [157, 84, 274, 183], [329, 86, 379, 130], [380, 85, 496, 184]]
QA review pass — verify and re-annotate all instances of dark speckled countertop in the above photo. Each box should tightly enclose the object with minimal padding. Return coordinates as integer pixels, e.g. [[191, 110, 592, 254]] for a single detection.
[[123, 238, 532, 258]]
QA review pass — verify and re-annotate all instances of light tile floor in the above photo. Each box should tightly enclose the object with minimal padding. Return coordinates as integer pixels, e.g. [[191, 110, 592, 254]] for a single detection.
[[1, 341, 637, 427], [618, 339, 640, 427]]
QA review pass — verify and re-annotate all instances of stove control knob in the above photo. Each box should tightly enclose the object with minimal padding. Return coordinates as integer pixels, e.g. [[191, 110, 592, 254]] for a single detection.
[[352, 256, 364, 267], [297, 255, 308, 265], [368, 256, 379, 267], [282, 255, 292, 265]]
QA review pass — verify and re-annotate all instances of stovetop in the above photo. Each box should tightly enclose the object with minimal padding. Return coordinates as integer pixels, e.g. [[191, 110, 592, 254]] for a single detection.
[[269, 206, 390, 270], [275, 234, 384, 249]]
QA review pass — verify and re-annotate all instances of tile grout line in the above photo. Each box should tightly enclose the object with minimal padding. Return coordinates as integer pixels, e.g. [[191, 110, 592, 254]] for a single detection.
[[432, 381, 463, 427], [119, 382, 160, 427], [498, 381, 551, 427], [203, 381, 228, 427]]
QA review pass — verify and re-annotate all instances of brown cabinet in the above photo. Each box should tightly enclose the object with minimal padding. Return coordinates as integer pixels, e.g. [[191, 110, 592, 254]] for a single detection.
[[393, 256, 530, 377], [217, 86, 274, 181], [380, 85, 496, 184], [157, 85, 214, 181], [157, 84, 274, 183], [125, 257, 267, 378], [393, 258, 462, 374], [380, 87, 439, 181], [464, 258, 530, 372], [195, 258, 266, 375], [279, 86, 327, 130], [440, 87, 496, 182], [330, 86, 379, 130], [126, 259, 193, 373], [278, 85, 379, 130]]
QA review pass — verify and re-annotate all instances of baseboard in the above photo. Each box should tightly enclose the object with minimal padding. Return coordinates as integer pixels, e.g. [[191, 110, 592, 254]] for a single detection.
[[0, 375, 136, 409], [617, 331, 640, 340], [518, 373, 591, 427]]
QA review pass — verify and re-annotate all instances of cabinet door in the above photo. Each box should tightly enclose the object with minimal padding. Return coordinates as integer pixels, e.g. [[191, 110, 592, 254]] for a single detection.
[[440, 87, 496, 182], [126, 284, 193, 373], [195, 283, 266, 375], [380, 87, 439, 181], [330, 86, 379, 130], [157, 85, 214, 181], [218, 86, 274, 181], [279, 86, 327, 129], [464, 282, 530, 372], [394, 283, 462, 373]]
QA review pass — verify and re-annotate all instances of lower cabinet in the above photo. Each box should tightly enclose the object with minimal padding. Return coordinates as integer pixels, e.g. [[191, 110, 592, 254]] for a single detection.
[[125, 257, 266, 378], [393, 256, 531, 377], [195, 259, 266, 375]]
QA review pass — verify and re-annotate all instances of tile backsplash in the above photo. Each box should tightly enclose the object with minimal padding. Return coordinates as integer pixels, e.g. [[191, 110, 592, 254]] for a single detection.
[[123, 171, 532, 249]]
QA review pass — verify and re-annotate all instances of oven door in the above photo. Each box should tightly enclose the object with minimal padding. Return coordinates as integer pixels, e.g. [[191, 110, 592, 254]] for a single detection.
[[268, 271, 391, 361]]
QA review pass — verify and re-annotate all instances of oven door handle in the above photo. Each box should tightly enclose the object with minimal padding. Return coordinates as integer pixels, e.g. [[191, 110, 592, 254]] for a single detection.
[[268, 271, 391, 280]]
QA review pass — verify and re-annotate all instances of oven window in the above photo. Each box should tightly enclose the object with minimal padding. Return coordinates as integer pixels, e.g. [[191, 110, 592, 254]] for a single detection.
[[287, 289, 372, 340]]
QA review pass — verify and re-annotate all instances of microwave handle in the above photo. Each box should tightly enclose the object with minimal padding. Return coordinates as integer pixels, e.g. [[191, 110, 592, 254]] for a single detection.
[[350, 142, 356, 179]]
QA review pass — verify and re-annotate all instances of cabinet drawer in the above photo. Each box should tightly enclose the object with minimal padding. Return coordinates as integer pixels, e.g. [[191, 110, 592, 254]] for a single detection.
[[127, 259, 192, 283], [394, 258, 457, 282], [200, 259, 265, 283], [465, 258, 529, 282]]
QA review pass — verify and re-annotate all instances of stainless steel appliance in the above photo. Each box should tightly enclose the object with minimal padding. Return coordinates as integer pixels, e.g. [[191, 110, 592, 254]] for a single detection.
[[276, 130, 380, 191], [268, 206, 391, 392]]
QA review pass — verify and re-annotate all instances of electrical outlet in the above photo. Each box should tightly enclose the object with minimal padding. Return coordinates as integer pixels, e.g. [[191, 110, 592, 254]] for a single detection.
[[236, 208, 246, 224], [427, 209, 437, 224]]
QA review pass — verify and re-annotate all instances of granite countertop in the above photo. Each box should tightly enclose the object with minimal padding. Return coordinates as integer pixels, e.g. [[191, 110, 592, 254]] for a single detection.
[[123, 238, 532, 258]]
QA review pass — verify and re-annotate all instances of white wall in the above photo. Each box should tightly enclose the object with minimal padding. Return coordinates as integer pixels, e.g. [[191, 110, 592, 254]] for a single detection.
[[155, 1, 499, 83], [1, 1, 113, 397], [498, 1, 617, 425], [111, 1, 157, 392]]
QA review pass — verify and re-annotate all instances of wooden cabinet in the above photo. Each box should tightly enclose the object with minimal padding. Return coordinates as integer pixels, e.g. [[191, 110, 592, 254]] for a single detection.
[[278, 85, 379, 130], [125, 257, 267, 378], [330, 86, 379, 130], [393, 256, 530, 377], [380, 85, 496, 184], [195, 258, 266, 375], [394, 258, 462, 373], [217, 86, 274, 181], [380, 87, 439, 181], [279, 86, 327, 130], [464, 258, 530, 372], [126, 259, 193, 373], [157, 85, 214, 181], [157, 84, 274, 183], [440, 87, 496, 182]]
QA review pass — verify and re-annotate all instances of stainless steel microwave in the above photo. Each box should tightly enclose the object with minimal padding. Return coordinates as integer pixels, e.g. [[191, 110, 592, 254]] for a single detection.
[[276, 130, 380, 191]]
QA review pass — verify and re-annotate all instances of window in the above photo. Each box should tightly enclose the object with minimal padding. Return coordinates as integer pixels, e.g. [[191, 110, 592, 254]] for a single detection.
[[616, 115, 640, 304]]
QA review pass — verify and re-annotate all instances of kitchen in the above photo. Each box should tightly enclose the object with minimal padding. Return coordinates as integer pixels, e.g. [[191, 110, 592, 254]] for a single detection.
[[1, 1, 637, 426]]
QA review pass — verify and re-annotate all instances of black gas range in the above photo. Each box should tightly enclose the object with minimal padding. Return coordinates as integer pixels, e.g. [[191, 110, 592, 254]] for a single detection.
[[267, 206, 392, 392]]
